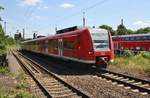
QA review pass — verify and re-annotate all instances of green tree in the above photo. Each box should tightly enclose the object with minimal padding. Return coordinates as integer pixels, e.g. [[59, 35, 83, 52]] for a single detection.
[[99, 25, 113, 31], [0, 6, 4, 21], [126, 29, 134, 34], [0, 6, 6, 55], [116, 24, 128, 35], [135, 27, 150, 34], [99, 25, 116, 35]]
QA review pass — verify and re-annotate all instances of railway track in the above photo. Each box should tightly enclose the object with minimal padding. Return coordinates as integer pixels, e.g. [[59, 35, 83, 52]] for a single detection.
[[12, 51, 90, 98], [97, 69, 150, 95], [18, 50, 150, 96]]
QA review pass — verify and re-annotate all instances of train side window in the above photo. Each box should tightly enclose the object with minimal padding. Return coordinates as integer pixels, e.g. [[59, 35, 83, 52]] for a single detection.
[[53, 40, 58, 49], [136, 36, 140, 40], [130, 37, 135, 41], [148, 36, 150, 40], [122, 37, 125, 41], [125, 37, 129, 41], [142, 36, 147, 40], [63, 41, 74, 50]]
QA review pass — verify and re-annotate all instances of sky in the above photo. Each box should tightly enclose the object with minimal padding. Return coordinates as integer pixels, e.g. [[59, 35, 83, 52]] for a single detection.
[[0, 0, 150, 38]]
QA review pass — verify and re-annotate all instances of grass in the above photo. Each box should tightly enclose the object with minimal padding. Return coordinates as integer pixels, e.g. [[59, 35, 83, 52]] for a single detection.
[[16, 83, 30, 89], [15, 72, 26, 80], [0, 66, 9, 74], [0, 88, 36, 98], [110, 52, 150, 75], [0, 87, 17, 98], [14, 92, 36, 98], [0, 72, 36, 98]]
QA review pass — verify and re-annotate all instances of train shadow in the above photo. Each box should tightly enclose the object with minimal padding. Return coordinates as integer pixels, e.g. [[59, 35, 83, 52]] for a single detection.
[[20, 50, 99, 76]]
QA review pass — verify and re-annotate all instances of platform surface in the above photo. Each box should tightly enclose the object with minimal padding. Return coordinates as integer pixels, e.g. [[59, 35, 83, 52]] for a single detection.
[[7, 53, 23, 74]]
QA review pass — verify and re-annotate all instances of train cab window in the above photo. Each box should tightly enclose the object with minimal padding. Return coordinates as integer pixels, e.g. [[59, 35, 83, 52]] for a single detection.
[[90, 29, 110, 51]]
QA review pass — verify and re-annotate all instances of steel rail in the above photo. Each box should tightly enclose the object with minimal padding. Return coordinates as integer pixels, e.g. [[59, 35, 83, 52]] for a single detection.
[[13, 52, 52, 98], [15, 51, 90, 98], [97, 69, 150, 94]]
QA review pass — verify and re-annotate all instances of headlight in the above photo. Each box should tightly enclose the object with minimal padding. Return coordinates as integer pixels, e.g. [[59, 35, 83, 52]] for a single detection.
[[88, 51, 94, 55], [110, 59, 114, 62]]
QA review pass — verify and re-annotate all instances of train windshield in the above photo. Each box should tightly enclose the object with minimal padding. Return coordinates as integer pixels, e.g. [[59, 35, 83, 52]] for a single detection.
[[91, 29, 110, 51]]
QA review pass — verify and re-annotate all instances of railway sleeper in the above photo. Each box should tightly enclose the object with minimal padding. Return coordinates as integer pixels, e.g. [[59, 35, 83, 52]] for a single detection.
[[120, 78, 129, 81], [99, 74, 150, 94], [51, 92, 79, 98], [44, 85, 65, 89], [49, 89, 72, 95], [42, 83, 63, 87], [139, 84, 149, 87], [48, 87, 68, 91]]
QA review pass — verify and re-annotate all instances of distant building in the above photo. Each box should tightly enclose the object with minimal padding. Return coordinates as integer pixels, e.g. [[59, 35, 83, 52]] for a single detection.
[[14, 30, 22, 40]]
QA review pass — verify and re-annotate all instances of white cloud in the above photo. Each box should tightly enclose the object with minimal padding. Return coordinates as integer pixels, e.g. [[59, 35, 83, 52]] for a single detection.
[[43, 6, 48, 9], [31, 15, 41, 20], [132, 20, 150, 30], [20, 0, 42, 6], [37, 6, 48, 10], [60, 3, 75, 8], [34, 15, 41, 19], [133, 20, 150, 27]]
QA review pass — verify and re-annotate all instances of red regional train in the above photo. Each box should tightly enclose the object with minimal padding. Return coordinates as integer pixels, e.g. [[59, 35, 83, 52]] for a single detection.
[[112, 33, 150, 52], [22, 26, 114, 68]]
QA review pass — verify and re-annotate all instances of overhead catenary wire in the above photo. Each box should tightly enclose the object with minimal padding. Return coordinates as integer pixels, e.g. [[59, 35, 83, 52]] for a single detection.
[[56, 0, 110, 24], [22, 3, 42, 38]]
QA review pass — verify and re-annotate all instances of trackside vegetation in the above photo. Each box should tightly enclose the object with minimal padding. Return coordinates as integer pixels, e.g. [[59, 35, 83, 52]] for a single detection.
[[0, 66, 9, 74], [0, 6, 18, 57], [0, 72, 36, 98], [110, 51, 150, 75]]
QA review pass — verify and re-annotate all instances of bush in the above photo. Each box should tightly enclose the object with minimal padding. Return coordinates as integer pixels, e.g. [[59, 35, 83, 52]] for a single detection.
[[122, 50, 134, 57], [111, 52, 150, 74], [0, 67, 9, 74], [141, 52, 150, 59], [0, 44, 6, 56]]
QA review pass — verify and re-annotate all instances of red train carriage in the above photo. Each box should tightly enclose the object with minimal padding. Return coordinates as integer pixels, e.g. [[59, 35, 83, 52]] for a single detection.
[[112, 33, 150, 52], [22, 26, 114, 68]]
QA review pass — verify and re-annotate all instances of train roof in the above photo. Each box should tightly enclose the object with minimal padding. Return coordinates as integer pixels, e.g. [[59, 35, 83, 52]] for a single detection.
[[22, 26, 108, 43], [22, 36, 48, 43], [112, 33, 150, 38]]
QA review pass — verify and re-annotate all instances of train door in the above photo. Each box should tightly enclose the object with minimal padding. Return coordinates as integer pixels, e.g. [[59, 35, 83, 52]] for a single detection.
[[58, 39, 63, 56]]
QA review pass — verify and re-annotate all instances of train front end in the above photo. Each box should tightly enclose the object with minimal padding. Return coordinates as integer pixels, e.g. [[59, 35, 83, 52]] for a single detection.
[[90, 29, 114, 68]]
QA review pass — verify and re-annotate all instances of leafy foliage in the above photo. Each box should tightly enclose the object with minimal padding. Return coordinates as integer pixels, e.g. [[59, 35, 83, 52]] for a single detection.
[[141, 52, 150, 59], [110, 52, 150, 74], [0, 6, 4, 21], [117, 24, 128, 35], [99, 24, 150, 35], [0, 67, 9, 74], [99, 25, 113, 31], [0, 6, 17, 56], [135, 27, 150, 34]]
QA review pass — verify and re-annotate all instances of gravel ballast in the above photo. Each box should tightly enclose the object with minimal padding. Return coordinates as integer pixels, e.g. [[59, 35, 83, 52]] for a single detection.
[[61, 75, 150, 98]]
